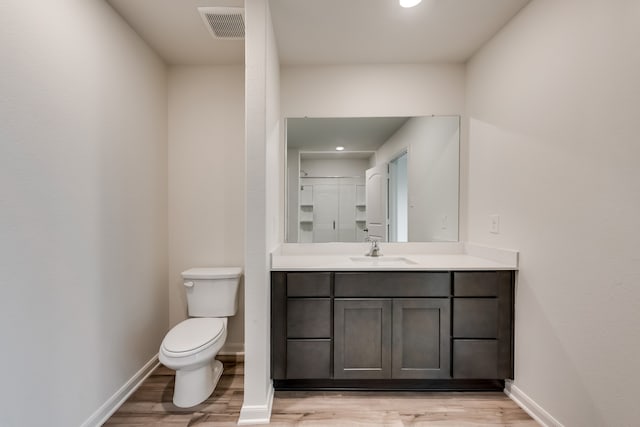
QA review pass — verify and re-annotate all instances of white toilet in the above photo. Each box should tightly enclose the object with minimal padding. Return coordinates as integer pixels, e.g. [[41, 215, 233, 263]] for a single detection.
[[159, 267, 241, 408]]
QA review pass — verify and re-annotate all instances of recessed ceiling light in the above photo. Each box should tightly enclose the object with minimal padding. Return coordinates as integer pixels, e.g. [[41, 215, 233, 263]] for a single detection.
[[336, 146, 345, 151], [399, 0, 422, 8]]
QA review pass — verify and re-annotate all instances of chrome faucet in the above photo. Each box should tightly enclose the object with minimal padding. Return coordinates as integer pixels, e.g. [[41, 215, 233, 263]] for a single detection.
[[365, 237, 383, 257]]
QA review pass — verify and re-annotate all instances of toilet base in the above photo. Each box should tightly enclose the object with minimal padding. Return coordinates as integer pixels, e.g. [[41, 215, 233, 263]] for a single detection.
[[173, 359, 223, 408]]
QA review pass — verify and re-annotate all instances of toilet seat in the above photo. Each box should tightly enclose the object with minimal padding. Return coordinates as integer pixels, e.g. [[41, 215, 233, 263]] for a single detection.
[[161, 318, 225, 358]]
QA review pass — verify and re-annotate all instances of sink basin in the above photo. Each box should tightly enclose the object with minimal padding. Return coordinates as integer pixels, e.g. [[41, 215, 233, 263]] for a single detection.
[[349, 256, 417, 266]]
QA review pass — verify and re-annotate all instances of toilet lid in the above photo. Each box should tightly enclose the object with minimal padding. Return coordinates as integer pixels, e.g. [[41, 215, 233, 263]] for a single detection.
[[162, 318, 225, 355], [181, 267, 242, 280]]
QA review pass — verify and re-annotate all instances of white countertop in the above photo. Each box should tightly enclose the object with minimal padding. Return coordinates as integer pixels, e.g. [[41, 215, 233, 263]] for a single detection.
[[271, 242, 518, 271]]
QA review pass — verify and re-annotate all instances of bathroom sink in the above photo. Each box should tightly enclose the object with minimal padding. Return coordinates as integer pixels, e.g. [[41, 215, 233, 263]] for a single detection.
[[349, 256, 417, 266]]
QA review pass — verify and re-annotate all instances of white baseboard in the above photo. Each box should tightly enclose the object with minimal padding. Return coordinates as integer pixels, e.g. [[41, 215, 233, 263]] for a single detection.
[[505, 381, 564, 427], [237, 381, 274, 425], [219, 342, 244, 357], [81, 354, 159, 427]]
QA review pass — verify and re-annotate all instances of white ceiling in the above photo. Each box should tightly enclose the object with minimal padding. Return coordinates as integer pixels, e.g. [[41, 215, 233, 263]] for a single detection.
[[271, 0, 530, 65], [107, 0, 530, 66], [107, 0, 245, 65]]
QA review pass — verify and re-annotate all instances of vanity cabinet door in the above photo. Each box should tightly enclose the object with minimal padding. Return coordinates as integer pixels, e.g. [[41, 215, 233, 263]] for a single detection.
[[392, 299, 451, 379], [334, 299, 392, 379]]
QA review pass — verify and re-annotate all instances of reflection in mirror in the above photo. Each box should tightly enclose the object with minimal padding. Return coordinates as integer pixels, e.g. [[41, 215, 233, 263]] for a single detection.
[[286, 116, 459, 243]]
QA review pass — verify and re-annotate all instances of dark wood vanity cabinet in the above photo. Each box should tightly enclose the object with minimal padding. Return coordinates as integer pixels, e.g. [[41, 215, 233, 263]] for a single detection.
[[452, 271, 514, 379], [333, 297, 451, 379], [272, 272, 332, 380], [271, 270, 514, 390], [333, 272, 451, 380]]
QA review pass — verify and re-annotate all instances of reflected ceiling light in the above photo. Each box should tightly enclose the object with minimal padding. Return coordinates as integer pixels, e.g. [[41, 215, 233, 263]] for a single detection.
[[335, 146, 345, 151], [399, 0, 422, 8]]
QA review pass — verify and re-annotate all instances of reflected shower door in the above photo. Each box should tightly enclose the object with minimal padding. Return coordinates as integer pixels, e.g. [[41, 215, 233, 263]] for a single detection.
[[312, 184, 339, 243]]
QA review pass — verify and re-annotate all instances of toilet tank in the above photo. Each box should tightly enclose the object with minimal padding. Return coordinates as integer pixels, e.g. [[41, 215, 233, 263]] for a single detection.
[[181, 267, 242, 317]]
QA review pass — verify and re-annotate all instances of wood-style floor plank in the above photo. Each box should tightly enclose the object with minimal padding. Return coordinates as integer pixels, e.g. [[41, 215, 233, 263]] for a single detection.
[[105, 357, 538, 426]]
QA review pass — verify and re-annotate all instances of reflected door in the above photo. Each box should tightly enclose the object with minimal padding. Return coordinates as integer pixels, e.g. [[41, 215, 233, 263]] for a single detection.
[[338, 184, 356, 242], [365, 164, 389, 241], [313, 184, 339, 242]]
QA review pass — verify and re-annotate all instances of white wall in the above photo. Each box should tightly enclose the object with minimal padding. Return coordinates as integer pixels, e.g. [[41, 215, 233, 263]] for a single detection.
[[241, 0, 280, 422], [301, 157, 369, 177], [466, 1, 640, 425], [0, 1, 168, 426], [168, 66, 245, 352], [281, 64, 465, 118], [377, 116, 460, 242]]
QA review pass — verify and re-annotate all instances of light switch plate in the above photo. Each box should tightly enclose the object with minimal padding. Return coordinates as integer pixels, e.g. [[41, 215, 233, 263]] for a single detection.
[[489, 215, 500, 234]]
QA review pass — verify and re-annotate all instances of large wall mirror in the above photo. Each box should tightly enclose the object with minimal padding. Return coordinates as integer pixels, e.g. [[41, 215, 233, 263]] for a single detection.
[[285, 116, 460, 243]]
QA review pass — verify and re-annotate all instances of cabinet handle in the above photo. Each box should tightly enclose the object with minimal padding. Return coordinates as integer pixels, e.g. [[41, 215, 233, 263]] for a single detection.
[[333, 220, 336, 230]]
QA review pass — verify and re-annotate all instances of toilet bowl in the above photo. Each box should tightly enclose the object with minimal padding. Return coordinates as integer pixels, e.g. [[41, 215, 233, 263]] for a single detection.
[[160, 318, 227, 408], [159, 267, 241, 408]]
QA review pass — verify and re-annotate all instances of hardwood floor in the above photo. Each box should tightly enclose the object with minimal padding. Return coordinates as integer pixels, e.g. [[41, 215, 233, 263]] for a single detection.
[[105, 357, 538, 426]]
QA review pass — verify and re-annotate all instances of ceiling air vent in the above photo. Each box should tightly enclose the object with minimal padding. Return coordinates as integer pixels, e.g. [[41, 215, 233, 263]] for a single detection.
[[198, 7, 245, 40]]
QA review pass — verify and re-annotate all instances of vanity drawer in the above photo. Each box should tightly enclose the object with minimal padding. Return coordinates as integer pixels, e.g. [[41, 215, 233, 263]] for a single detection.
[[453, 298, 498, 338], [453, 339, 499, 378], [287, 298, 331, 338], [287, 272, 331, 297], [334, 272, 450, 297], [286, 339, 332, 379], [453, 272, 498, 296]]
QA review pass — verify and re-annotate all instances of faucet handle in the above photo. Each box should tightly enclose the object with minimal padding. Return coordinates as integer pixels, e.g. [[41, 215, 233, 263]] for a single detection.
[[364, 237, 382, 256]]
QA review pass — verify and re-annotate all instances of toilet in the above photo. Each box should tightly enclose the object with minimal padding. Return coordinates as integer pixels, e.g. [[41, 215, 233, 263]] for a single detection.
[[159, 267, 241, 408]]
